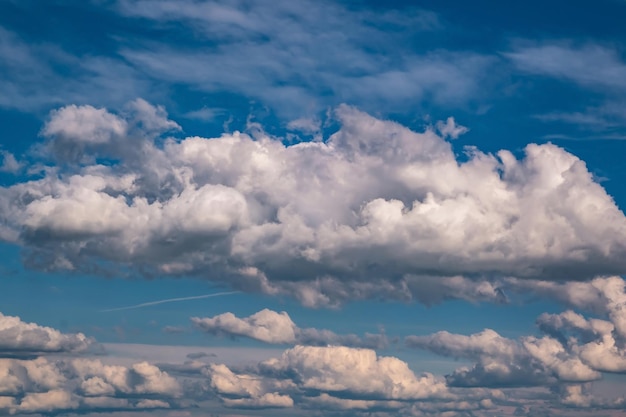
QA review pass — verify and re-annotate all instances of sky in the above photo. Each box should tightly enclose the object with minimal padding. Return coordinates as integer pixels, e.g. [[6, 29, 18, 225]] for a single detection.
[[1, 0, 626, 416]]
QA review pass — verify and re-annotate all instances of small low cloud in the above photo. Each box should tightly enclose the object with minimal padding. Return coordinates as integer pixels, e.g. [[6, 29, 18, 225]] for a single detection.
[[0, 151, 22, 174], [0, 312, 93, 357], [192, 308, 388, 349], [436, 116, 469, 139], [407, 276, 626, 390]]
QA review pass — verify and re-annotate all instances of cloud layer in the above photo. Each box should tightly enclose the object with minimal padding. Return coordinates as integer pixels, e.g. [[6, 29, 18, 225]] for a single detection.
[[2, 101, 626, 306]]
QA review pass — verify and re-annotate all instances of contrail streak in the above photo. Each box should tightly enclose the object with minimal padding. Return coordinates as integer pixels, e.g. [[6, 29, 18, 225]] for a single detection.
[[100, 291, 240, 312]]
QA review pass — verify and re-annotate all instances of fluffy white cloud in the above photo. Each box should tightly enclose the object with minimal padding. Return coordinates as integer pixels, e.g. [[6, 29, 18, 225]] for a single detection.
[[206, 362, 295, 409], [192, 308, 387, 348], [3, 103, 626, 306], [18, 389, 79, 413], [408, 278, 626, 389], [259, 345, 448, 400], [408, 323, 617, 387], [192, 309, 297, 344], [508, 276, 626, 337], [0, 356, 180, 414], [0, 312, 181, 415], [556, 383, 624, 408], [537, 310, 626, 374], [0, 312, 92, 357], [202, 345, 450, 411], [406, 330, 598, 387], [42, 104, 128, 145], [0, 151, 21, 174]]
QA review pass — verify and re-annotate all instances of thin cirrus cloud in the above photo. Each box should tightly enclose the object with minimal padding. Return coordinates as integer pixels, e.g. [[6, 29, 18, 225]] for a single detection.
[[0, 0, 496, 117], [1, 100, 626, 306], [506, 44, 626, 91], [113, 0, 493, 116], [0, 27, 149, 113], [206, 345, 450, 407], [507, 43, 626, 134]]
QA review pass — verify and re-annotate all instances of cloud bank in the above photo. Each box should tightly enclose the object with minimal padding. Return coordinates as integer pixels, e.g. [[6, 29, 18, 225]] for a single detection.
[[1, 101, 626, 306]]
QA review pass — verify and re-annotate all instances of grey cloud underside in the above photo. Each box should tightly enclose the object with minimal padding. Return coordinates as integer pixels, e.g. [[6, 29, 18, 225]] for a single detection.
[[2, 101, 626, 306]]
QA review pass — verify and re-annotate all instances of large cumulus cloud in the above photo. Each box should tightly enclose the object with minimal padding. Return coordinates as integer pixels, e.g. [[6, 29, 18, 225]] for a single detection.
[[2, 101, 626, 305]]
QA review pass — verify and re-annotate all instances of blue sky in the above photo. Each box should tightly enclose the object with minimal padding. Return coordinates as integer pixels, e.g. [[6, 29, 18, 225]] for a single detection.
[[1, 0, 626, 416]]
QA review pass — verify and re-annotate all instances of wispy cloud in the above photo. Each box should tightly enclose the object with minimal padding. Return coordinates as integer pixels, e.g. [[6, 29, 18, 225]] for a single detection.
[[506, 43, 626, 91], [100, 291, 240, 312]]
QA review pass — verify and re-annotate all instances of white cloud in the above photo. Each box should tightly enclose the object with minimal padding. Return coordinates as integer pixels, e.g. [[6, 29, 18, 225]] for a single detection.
[[436, 117, 469, 139], [507, 276, 626, 336], [0, 27, 148, 112], [408, 278, 626, 389], [0, 312, 92, 357], [192, 308, 387, 348], [18, 389, 79, 413], [507, 44, 626, 91], [259, 345, 448, 400], [193, 310, 297, 344], [556, 383, 624, 408], [0, 151, 21, 174], [0, 356, 180, 414], [202, 345, 451, 410], [112, 0, 492, 117], [0, 312, 181, 415], [3, 103, 626, 306]]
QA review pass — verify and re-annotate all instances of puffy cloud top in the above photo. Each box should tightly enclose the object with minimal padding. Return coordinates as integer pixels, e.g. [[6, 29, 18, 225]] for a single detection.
[[203, 344, 450, 410], [260, 345, 448, 400]]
